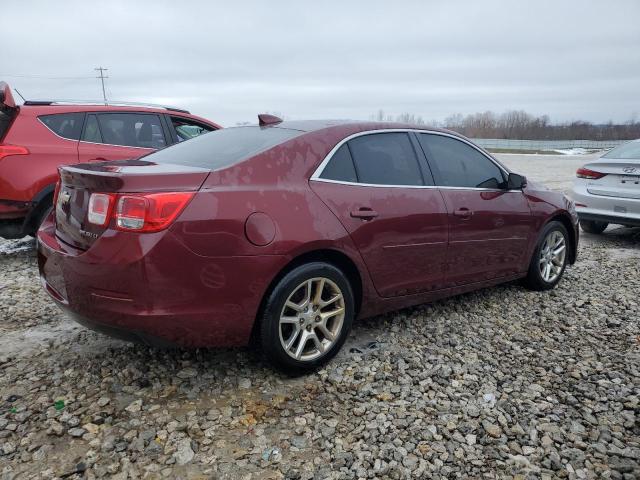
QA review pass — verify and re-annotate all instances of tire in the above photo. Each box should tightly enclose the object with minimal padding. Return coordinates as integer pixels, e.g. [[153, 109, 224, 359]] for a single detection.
[[523, 221, 570, 291], [579, 220, 608, 234], [26, 201, 53, 237], [259, 262, 354, 374]]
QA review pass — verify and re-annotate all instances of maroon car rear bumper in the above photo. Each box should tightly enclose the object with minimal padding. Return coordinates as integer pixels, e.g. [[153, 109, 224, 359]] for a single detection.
[[37, 215, 288, 348]]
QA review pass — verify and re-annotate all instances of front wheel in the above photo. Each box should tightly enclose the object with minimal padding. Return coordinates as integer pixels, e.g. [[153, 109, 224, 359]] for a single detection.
[[580, 219, 608, 234], [259, 263, 354, 374], [523, 221, 569, 291]]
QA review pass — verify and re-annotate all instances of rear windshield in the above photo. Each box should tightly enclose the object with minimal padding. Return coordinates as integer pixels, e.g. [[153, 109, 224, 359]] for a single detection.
[[603, 140, 640, 160], [0, 110, 15, 140], [148, 126, 303, 169]]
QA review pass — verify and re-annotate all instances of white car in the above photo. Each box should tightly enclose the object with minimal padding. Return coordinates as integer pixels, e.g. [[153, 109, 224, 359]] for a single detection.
[[572, 139, 640, 233]]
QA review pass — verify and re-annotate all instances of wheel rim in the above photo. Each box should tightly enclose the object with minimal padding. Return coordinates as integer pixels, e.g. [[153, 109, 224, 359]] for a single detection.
[[279, 277, 345, 362], [538, 230, 566, 283]]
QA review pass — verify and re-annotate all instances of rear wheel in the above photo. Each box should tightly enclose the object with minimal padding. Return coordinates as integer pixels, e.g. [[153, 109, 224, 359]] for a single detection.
[[523, 221, 569, 291], [259, 262, 354, 374], [579, 219, 608, 234], [26, 198, 53, 237]]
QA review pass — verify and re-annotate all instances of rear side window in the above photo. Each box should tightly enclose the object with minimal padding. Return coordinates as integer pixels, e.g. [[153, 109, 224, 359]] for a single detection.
[[418, 134, 505, 189], [97, 113, 166, 149], [348, 132, 423, 186], [320, 144, 358, 183], [149, 126, 303, 169], [40, 113, 84, 140]]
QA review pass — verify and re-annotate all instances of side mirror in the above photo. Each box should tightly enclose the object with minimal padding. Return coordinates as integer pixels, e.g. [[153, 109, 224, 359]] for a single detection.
[[507, 173, 527, 190]]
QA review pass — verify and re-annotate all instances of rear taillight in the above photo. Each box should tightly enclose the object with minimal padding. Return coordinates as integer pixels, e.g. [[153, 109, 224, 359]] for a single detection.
[[88, 193, 116, 226], [0, 144, 29, 161], [87, 191, 194, 232], [576, 167, 606, 180]]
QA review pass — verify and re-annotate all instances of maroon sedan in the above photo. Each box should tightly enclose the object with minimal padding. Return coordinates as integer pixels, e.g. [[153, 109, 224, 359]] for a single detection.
[[38, 115, 579, 373]]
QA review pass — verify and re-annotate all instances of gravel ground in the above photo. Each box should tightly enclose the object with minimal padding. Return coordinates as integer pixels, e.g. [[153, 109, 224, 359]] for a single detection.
[[0, 154, 639, 479]]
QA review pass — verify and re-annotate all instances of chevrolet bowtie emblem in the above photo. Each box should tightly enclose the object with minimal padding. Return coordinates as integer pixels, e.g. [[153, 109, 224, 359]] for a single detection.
[[60, 190, 71, 205]]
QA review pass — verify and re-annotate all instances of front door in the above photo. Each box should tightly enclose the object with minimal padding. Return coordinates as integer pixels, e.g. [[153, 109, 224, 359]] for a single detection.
[[311, 132, 449, 297], [416, 132, 534, 286]]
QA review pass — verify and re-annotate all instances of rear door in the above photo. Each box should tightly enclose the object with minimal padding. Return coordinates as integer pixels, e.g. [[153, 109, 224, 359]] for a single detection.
[[417, 133, 534, 286], [310, 132, 449, 297], [78, 112, 167, 162]]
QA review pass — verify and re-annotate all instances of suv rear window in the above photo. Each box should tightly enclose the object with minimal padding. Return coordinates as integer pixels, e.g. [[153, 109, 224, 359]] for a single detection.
[[0, 110, 14, 140], [148, 126, 303, 169], [39, 113, 85, 140]]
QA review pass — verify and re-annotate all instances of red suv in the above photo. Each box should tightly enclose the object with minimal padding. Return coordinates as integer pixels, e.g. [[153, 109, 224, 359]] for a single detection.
[[0, 81, 220, 239]]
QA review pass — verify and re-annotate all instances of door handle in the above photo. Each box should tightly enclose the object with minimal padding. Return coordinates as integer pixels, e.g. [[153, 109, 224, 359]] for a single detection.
[[90, 157, 107, 162], [350, 207, 378, 220], [453, 208, 473, 219]]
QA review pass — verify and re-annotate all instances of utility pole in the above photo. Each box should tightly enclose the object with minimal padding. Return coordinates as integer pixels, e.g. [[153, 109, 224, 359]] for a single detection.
[[95, 67, 109, 105]]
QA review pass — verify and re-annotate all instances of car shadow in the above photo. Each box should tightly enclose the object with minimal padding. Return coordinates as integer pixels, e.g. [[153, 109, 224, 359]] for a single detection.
[[581, 225, 640, 249]]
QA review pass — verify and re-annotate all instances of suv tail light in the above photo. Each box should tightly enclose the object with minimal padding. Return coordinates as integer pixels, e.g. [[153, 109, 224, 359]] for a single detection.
[[0, 144, 29, 161], [576, 167, 606, 180], [87, 191, 194, 232]]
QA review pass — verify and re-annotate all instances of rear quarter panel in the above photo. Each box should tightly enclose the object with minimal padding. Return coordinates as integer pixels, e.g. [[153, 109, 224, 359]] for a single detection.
[[0, 109, 78, 202], [173, 132, 379, 315]]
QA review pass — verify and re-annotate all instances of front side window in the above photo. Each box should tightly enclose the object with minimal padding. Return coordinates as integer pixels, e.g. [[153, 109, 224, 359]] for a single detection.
[[96, 113, 166, 149], [320, 144, 358, 183], [418, 134, 505, 189], [348, 132, 423, 186], [40, 113, 84, 140], [171, 116, 214, 142]]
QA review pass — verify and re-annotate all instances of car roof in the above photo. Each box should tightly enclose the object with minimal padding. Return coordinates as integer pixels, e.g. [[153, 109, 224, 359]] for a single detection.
[[271, 119, 462, 138], [22, 99, 190, 112], [17, 103, 221, 128]]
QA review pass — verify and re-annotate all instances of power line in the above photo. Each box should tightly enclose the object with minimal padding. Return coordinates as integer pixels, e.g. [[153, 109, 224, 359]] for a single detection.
[[0, 74, 95, 80], [95, 67, 109, 105]]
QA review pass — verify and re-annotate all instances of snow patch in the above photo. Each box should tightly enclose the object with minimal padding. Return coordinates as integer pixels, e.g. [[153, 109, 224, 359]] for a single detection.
[[0, 237, 35, 255], [552, 148, 595, 155]]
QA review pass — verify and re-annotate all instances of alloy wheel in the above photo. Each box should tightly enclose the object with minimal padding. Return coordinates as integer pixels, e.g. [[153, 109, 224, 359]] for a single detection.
[[279, 277, 345, 361], [538, 230, 566, 283]]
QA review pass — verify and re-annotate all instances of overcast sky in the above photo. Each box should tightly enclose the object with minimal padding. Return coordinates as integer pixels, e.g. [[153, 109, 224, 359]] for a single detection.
[[3, 0, 639, 126]]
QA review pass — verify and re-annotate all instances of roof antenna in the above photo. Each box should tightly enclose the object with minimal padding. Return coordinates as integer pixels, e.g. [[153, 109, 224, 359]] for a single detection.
[[14, 89, 26, 102], [258, 113, 283, 126]]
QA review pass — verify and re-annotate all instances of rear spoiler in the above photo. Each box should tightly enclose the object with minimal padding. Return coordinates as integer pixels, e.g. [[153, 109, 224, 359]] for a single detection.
[[0, 82, 17, 111]]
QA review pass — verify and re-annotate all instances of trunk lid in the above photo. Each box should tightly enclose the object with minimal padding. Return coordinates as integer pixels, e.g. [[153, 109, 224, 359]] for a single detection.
[[584, 159, 640, 200], [55, 159, 210, 250]]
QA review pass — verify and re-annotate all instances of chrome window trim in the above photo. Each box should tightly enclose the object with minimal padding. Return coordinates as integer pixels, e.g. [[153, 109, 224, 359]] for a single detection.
[[78, 139, 156, 150], [310, 176, 523, 192], [310, 128, 511, 188]]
